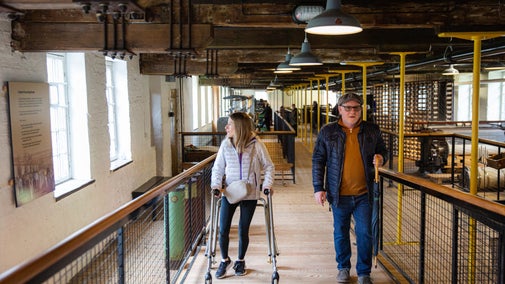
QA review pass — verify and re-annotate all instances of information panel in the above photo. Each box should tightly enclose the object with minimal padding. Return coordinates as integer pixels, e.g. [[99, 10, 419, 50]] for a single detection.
[[8, 82, 54, 206]]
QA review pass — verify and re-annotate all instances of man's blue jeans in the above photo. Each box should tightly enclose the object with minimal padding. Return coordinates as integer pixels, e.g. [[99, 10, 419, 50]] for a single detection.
[[218, 197, 257, 260], [331, 193, 372, 276]]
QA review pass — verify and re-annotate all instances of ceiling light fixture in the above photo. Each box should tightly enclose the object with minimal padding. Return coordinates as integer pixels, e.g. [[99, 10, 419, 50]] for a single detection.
[[273, 69, 293, 74], [305, 0, 362, 35], [267, 76, 283, 90], [276, 48, 301, 72], [442, 64, 459, 76], [289, 34, 323, 66], [484, 62, 505, 71]]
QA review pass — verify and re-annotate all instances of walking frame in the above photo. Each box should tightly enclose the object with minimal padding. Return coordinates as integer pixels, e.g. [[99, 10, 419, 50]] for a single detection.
[[204, 189, 280, 283]]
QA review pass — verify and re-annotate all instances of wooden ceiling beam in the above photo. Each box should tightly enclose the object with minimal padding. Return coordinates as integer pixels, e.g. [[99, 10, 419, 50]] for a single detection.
[[11, 22, 213, 52]]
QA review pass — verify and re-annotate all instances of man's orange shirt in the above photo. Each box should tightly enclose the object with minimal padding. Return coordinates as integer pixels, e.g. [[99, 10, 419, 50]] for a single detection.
[[338, 121, 367, 196]]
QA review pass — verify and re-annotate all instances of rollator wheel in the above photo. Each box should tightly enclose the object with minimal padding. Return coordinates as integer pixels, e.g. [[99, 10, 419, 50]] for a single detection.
[[271, 271, 279, 284], [205, 272, 212, 284]]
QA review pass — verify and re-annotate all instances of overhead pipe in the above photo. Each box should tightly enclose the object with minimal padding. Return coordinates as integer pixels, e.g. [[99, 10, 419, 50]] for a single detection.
[[322, 43, 505, 88]]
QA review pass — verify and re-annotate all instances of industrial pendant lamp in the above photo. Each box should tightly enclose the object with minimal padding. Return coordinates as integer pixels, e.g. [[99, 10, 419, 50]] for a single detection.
[[267, 76, 283, 90], [289, 34, 323, 66], [442, 64, 459, 76], [484, 62, 505, 71], [305, 0, 362, 35], [275, 48, 301, 72]]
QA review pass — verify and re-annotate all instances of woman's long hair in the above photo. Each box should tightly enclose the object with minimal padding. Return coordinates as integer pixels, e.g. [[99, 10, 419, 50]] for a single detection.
[[229, 112, 254, 154]]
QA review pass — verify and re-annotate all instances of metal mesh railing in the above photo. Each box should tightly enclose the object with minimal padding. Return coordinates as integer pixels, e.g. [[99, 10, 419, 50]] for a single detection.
[[181, 117, 296, 185], [1, 160, 214, 284], [379, 170, 505, 284]]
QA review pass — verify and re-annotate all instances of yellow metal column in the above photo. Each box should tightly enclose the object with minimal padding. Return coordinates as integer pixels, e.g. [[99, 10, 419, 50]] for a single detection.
[[341, 62, 384, 121], [439, 31, 505, 284], [309, 78, 320, 150], [316, 78, 321, 132], [316, 74, 339, 124], [305, 82, 310, 145], [295, 86, 300, 138], [329, 69, 360, 96], [390, 52, 416, 245]]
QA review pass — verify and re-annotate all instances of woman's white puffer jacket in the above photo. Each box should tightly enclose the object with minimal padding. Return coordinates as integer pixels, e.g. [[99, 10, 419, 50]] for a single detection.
[[211, 136, 275, 200]]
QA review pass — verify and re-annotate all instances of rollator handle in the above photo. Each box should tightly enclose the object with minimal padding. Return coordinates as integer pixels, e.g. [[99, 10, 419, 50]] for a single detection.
[[212, 188, 221, 197], [263, 188, 270, 195]]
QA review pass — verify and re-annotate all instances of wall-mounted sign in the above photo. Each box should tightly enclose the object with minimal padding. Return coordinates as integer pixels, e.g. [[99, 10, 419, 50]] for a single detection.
[[8, 82, 54, 206]]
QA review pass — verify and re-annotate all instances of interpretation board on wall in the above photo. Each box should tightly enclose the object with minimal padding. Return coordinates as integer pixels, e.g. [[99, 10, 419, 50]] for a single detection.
[[8, 82, 55, 206]]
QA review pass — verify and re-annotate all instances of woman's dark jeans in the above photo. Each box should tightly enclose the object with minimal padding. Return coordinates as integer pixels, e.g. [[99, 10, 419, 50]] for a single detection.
[[218, 197, 257, 260]]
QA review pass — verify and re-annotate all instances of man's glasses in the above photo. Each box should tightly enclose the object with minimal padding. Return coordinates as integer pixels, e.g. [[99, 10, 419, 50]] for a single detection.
[[340, 105, 362, 112]]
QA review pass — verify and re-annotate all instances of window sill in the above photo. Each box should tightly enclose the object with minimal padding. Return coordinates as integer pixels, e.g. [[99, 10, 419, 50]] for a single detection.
[[110, 159, 133, 172], [54, 179, 95, 201]]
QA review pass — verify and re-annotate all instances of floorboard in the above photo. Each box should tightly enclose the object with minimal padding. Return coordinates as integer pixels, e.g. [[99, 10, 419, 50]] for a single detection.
[[182, 139, 397, 284]]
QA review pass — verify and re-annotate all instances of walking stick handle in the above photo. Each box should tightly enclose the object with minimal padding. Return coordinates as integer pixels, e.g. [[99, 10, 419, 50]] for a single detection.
[[374, 156, 379, 183]]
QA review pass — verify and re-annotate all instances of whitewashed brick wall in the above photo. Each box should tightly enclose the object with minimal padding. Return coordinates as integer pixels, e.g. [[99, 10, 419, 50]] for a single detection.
[[0, 16, 159, 272]]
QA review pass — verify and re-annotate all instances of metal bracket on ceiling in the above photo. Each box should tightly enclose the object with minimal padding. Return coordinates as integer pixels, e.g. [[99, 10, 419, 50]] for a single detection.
[[77, 1, 145, 21], [1, 3, 24, 20], [167, 49, 196, 78], [91, 2, 137, 60], [205, 49, 219, 78]]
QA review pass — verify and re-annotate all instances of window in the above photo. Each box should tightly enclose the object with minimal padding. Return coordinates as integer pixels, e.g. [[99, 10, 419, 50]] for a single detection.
[[47, 53, 92, 198], [105, 57, 131, 169], [192, 76, 199, 129], [47, 53, 70, 184], [455, 74, 473, 121], [487, 70, 505, 120]]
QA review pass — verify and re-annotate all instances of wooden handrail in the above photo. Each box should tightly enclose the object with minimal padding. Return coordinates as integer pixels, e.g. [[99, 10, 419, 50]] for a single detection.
[[0, 154, 216, 284], [180, 130, 296, 135], [380, 129, 505, 148], [379, 168, 505, 220], [411, 120, 505, 126]]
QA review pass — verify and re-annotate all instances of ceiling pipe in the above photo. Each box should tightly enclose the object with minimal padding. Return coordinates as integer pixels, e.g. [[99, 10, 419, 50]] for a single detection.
[[321, 43, 505, 89]]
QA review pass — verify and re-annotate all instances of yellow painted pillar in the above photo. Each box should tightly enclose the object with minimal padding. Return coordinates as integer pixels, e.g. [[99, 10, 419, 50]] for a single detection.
[[302, 80, 312, 145], [308, 78, 320, 150], [316, 78, 321, 132], [340, 62, 384, 120], [390, 52, 416, 245], [329, 69, 360, 96], [316, 74, 339, 124], [439, 31, 505, 284]]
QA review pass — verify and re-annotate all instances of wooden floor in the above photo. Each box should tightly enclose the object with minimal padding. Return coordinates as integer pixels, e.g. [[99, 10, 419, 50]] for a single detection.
[[182, 140, 397, 284]]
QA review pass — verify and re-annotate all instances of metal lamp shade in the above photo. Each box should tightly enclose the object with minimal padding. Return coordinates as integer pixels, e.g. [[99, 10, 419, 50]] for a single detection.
[[276, 53, 301, 71], [442, 64, 459, 75], [289, 40, 322, 66], [305, 0, 362, 35]]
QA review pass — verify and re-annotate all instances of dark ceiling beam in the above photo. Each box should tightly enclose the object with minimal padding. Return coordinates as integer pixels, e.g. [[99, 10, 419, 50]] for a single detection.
[[4, 0, 505, 90], [11, 21, 213, 52]]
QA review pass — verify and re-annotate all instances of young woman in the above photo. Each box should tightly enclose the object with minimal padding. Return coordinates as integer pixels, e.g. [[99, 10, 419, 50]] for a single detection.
[[211, 112, 275, 279]]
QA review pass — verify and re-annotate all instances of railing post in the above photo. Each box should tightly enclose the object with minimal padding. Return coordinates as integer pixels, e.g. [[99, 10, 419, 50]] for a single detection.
[[164, 194, 171, 284], [388, 132, 394, 187], [497, 147, 502, 201], [451, 208, 459, 283], [288, 133, 296, 183], [117, 227, 125, 284], [451, 136, 456, 187], [188, 178, 194, 250], [419, 192, 426, 284], [499, 233, 504, 284], [462, 139, 467, 190]]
